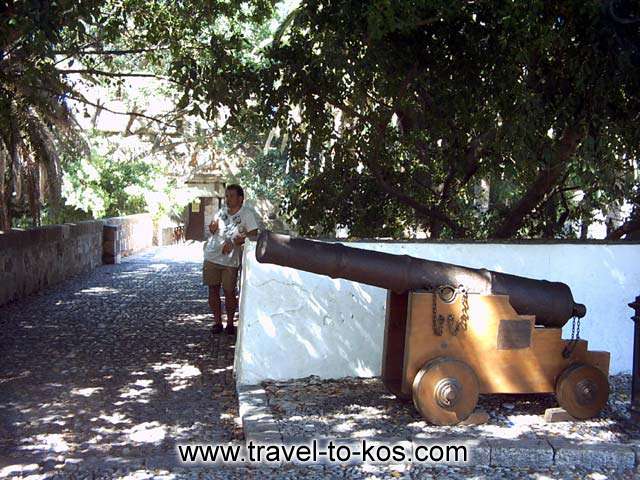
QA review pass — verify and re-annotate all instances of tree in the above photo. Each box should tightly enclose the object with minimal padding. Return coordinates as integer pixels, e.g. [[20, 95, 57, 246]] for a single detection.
[[3, 1, 639, 240], [236, 0, 640, 238], [0, 0, 277, 229], [0, 1, 102, 228]]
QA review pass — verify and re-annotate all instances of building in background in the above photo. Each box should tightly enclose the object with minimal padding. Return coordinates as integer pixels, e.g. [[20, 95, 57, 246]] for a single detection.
[[184, 166, 226, 241]]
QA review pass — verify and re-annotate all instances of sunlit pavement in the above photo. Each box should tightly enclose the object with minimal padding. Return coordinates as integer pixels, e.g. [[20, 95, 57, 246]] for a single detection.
[[0, 242, 242, 478]]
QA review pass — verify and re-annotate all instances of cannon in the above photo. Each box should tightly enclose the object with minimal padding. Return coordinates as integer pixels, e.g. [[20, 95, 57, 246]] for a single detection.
[[256, 231, 610, 425]]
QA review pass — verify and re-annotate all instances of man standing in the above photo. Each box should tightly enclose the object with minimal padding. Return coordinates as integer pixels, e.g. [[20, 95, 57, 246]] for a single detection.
[[203, 184, 259, 335]]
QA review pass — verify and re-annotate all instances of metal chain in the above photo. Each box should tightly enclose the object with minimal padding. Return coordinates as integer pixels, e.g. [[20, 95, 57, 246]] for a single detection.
[[562, 316, 582, 358], [431, 284, 468, 336], [446, 286, 468, 336], [435, 315, 445, 336], [431, 284, 445, 336], [459, 286, 470, 333], [446, 314, 457, 335]]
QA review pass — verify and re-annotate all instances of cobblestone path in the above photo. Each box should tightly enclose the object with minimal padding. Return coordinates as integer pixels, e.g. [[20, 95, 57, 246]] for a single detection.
[[0, 244, 243, 478]]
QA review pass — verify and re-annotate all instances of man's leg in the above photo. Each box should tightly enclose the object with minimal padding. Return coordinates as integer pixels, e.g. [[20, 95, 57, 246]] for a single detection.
[[221, 267, 239, 334], [208, 285, 223, 327], [203, 261, 224, 334], [223, 288, 237, 326]]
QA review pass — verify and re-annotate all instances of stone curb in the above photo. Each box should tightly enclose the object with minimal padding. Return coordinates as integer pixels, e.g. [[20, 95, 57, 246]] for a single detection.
[[237, 385, 637, 471], [238, 385, 283, 445]]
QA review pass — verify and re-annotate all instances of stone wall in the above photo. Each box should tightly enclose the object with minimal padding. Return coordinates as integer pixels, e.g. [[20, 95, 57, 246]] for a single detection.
[[0, 213, 158, 307], [103, 213, 154, 257], [153, 215, 186, 247], [0, 221, 103, 307]]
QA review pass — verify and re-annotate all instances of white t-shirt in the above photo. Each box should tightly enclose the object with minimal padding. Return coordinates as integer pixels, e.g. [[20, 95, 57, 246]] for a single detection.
[[203, 205, 259, 268]]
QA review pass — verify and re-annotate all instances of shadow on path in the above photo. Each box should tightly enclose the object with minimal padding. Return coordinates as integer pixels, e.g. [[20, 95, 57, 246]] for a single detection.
[[0, 243, 240, 477]]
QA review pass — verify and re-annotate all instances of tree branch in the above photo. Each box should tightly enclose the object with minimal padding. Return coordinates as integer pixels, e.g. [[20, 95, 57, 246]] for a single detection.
[[492, 124, 584, 239], [606, 216, 640, 240], [325, 97, 364, 121], [414, 17, 440, 28], [56, 68, 178, 83], [440, 128, 496, 203], [365, 108, 468, 237], [54, 48, 170, 56], [66, 94, 179, 128], [371, 165, 469, 236], [359, 64, 470, 237]]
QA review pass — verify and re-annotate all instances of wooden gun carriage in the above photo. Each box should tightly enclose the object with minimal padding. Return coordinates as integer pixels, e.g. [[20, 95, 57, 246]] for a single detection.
[[256, 231, 610, 425]]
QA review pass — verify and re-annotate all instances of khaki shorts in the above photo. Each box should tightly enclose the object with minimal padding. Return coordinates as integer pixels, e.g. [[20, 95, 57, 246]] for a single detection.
[[203, 261, 238, 292]]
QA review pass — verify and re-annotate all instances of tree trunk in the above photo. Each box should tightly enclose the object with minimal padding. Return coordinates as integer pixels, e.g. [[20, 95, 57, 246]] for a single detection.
[[542, 195, 558, 238], [429, 218, 443, 238], [492, 126, 583, 239], [580, 218, 589, 240], [26, 111, 62, 220], [26, 159, 41, 227], [0, 139, 9, 231]]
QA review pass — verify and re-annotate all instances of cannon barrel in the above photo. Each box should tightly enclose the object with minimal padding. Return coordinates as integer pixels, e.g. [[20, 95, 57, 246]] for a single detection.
[[255, 231, 586, 328]]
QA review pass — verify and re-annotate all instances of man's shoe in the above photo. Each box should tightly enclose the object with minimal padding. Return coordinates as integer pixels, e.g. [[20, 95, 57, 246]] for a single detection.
[[211, 323, 224, 334], [225, 324, 236, 335]]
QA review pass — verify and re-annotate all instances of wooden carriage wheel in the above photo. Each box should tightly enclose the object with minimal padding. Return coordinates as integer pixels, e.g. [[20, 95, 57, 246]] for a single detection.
[[412, 357, 479, 426], [555, 363, 609, 419]]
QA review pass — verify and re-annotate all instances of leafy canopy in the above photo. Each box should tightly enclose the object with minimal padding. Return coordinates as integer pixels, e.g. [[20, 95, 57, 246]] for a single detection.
[[188, 0, 640, 238], [236, 0, 640, 238], [2, 0, 639, 239]]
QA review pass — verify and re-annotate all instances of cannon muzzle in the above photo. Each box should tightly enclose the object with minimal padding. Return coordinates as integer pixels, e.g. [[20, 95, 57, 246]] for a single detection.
[[256, 231, 586, 328]]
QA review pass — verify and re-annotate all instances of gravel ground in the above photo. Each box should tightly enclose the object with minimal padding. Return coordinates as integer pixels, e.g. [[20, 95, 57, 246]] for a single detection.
[[44, 463, 634, 479], [0, 243, 637, 479], [253, 374, 639, 478], [262, 374, 638, 444]]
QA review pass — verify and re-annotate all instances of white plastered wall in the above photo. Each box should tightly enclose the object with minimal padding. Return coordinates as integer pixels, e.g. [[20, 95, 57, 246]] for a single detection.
[[234, 240, 640, 386]]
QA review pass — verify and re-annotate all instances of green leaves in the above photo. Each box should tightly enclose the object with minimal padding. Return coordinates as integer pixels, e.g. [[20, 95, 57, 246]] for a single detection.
[[228, 0, 640, 239], [60, 150, 189, 221], [3, 0, 639, 238]]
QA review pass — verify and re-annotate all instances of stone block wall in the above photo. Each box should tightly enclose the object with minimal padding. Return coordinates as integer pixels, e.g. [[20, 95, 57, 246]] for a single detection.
[[0, 213, 157, 307], [103, 213, 154, 257], [0, 221, 103, 307], [158, 226, 184, 246]]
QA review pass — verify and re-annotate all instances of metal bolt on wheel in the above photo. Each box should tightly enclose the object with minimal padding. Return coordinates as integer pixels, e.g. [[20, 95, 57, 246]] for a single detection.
[[556, 363, 609, 419], [412, 356, 479, 426]]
